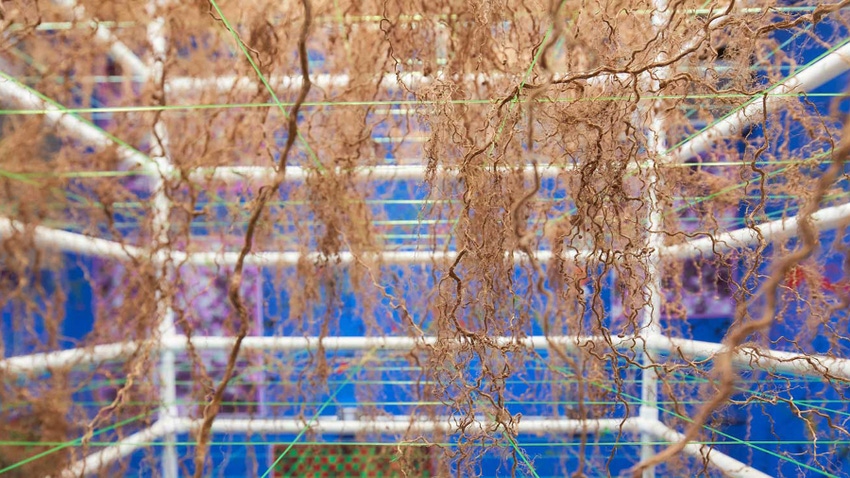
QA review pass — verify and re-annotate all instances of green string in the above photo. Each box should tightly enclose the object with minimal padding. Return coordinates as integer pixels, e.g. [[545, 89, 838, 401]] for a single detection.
[[488, 22, 552, 159], [207, 0, 323, 172], [668, 35, 850, 155], [0, 70, 149, 165], [504, 433, 540, 478], [259, 351, 374, 478], [675, 370, 850, 419], [584, 377, 841, 477], [667, 149, 832, 217], [0, 412, 152, 474], [4, 438, 850, 447]]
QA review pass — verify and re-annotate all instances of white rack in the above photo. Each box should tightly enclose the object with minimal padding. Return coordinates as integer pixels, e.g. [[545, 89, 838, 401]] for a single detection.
[[2, 3, 850, 477]]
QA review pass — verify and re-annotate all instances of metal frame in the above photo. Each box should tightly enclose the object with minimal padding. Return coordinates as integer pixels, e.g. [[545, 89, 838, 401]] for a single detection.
[[3, 6, 850, 478]]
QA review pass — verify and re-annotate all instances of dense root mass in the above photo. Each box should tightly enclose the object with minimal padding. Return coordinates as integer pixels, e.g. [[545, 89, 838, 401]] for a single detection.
[[0, 0, 849, 476]]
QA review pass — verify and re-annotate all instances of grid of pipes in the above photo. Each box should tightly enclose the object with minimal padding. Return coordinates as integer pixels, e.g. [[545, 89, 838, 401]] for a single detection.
[[0, 3, 849, 478]]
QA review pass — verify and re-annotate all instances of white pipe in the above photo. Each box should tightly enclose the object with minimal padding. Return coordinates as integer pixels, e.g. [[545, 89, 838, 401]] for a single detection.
[[177, 248, 606, 267], [173, 416, 640, 436], [647, 335, 850, 381], [188, 163, 575, 184], [639, 89, 666, 478], [191, 161, 576, 185], [0, 335, 633, 376], [0, 74, 151, 169], [0, 216, 599, 266], [6, 194, 846, 269], [641, 419, 774, 478], [637, 2, 674, 471], [175, 25, 850, 187], [145, 4, 178, 476], [57, 421, 169, 478], [0, 342, 139, 374], [164, 334, 638, 352], [54, 0, 149, 79], [165, 71, 624, 96], [670, 42, 850, 164], [0, 217, 143, 260], [661, 201, 850, 259]]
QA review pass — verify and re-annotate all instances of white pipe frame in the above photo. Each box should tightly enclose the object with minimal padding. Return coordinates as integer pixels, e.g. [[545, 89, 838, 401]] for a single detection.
[[161, 334, 639, 353], [181, 15, 850, 185], [0, 216, 142, 260], [164, 71, 627, 97], [187, 162, 575, 184], [0, 341, 142, 374], [0, 334, 635, 376], [4, 11, 850, 478], [0, 14, 847, 186], [0, 74, 151, 169]]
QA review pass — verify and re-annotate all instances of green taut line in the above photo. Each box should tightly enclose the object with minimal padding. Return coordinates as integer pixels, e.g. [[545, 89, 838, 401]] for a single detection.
[[0, 413, 152, 475], [207, 0, 323, 173], [260, 350, 376, 478], [667, 36, 850, 156], [586, 378, 840, 478]]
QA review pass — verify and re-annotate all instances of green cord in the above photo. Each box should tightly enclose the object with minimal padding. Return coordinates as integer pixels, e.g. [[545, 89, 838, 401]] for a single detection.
[[0, 413, 152, 474], [259, 351, 375, 478], [207, 0, 323, 172]]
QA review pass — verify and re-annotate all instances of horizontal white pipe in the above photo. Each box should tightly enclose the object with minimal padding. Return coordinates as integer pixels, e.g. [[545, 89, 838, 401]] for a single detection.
[[0, 342, 140, 374], [0, 335, 633, 375], [176, 247, 607, 267], [0, 217, 593, 265], [165, 71, 623, 96], [4, 192, 845, 267], [641, 419, 773, 478], [647, 335, 850, 381], [173, 416, 640, 436], [165, 334, 638, 353], [670, 42, 850, 164], [661, 201, 850, 259], [57, 420, 169, 478], [0, 217, 143, 261], [188, 162, 574, 184], [9, 333, 846, 380]]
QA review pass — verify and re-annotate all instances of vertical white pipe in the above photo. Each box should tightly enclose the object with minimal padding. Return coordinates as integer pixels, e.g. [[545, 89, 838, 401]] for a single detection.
[[638, 3, 669, 477], [639, 120, 664, 478], [146, 4, 178, 477]]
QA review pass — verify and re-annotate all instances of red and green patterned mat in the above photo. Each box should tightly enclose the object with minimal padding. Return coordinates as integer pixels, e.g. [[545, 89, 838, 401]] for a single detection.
[[273, 444, 433, 477]]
